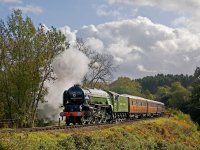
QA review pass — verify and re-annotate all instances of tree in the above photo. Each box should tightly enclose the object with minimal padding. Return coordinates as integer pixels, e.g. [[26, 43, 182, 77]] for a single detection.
[[168, 82, 191, 111], [143, 90, 155, 100], [0, 10, 67, 127], [156, 86, 171, 105], [75, 38, 116, 88], [189, 67, 200, 125], [137, 74, 193, 94], [109, 77, 142, 96], [0, 102, 4, 119]]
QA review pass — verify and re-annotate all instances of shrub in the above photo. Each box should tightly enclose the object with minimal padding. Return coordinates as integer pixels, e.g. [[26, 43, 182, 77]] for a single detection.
[[0, 142, 5, 150], [57, 136, 76, 150]]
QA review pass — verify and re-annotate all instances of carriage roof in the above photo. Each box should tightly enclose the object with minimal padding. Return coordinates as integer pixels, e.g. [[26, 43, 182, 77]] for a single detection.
[[120, 94, 164, 105]]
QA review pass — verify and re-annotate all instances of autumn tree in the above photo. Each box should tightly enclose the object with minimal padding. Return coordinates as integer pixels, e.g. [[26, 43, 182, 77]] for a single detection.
[[0, 10, 67, 127], [75, 38, 116, 88]]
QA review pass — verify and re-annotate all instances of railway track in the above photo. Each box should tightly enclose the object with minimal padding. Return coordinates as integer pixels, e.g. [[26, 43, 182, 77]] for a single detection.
[[0, 116, 163, 133]]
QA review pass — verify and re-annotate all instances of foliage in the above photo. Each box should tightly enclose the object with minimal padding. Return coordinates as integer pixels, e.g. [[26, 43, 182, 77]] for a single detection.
[[0, 102, 4, 119], [168, 82, 191, 111], [155, 82, 191, 112], [35, 119, 57, 127], [156, 86, 171, 105], [109, 77, 142, 96], [143, 89, 155, 99], [0, 10, 67, 127], [137, 74, 193, 94], [0, 111, 200, 149], [189, 67, 200, 125]]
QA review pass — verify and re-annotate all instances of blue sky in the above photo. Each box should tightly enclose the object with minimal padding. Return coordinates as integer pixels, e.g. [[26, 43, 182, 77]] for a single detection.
[[0, 0, 178, 29], [1, 0, 115, 29], [1, 0, 200, 78]]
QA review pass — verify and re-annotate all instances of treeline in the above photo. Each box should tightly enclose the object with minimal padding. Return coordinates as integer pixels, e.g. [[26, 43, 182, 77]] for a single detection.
[[105, 69, 200, 125], [137, 74, 193, 94]]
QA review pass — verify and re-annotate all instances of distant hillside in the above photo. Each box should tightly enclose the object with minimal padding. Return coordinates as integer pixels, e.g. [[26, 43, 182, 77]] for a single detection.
[[0, 110, 199, 150], [137, 74, 193, 94]]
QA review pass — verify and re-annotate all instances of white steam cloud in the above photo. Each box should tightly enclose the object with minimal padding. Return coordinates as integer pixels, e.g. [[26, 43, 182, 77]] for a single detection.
[[38, 47, 89, 121]]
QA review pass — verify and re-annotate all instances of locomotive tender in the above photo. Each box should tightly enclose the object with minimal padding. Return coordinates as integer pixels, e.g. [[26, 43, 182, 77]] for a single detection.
[[60, 85, 165, 125]]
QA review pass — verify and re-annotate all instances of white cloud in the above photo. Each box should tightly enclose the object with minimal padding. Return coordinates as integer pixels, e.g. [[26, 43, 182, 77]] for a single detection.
[[172, 17, 190, 27], [59, 26, 76, 44], [107, 0, 200, 15], [77, 16, 200, 53], [183, 55, 190, 62], [85, 37, 104, 51], [106, 0, 200, 33], [96, 5, 120, 18], [195, 55, 200, 62], [12, 4, 43, 14], [95, 4, 138, 20], [137, 64, 156, 73], [74, 16, 200, 77], [0, 0, 22, 4]]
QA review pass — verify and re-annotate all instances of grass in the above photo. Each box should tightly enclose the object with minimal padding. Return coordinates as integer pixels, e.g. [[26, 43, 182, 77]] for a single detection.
[[0, 110, 200, 150]]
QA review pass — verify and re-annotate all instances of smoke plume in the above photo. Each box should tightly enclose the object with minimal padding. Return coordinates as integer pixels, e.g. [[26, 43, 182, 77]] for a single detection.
[[38, 47, 89, 121]]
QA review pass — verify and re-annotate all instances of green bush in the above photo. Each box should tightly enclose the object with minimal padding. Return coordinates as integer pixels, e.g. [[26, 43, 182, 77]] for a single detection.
[[57, 136, 76, 150], [168, 143, 193, 150], [0, 142, 5, 150]]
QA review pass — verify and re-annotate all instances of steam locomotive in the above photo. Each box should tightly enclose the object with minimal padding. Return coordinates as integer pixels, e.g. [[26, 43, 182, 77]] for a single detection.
[[60, 85, 165, 125]]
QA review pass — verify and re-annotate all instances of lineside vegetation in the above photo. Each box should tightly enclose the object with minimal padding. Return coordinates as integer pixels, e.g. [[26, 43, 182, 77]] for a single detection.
[[0, 110, 200, 150]]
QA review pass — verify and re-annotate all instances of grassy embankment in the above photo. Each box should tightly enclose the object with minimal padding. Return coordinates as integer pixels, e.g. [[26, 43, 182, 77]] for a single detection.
[[0, 110, 200, 150]]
